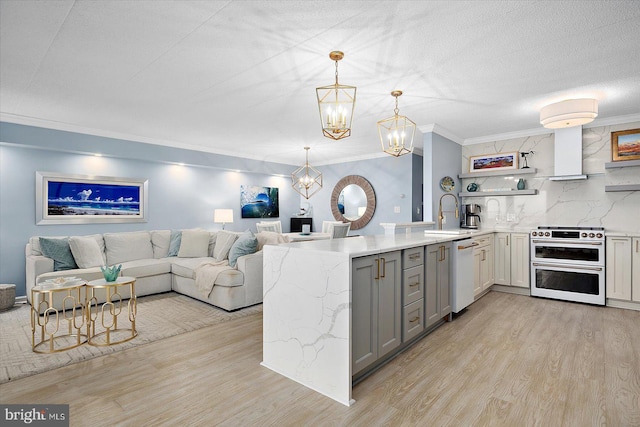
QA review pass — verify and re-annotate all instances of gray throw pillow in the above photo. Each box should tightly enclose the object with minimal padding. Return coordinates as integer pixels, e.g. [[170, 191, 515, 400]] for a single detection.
[[167, 231, 182, 257], [39, 237, 78, 271], [228, 230, 258, 268]]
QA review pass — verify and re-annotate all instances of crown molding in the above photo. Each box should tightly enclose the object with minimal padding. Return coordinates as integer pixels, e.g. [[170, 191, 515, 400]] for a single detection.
[[417, 123, 464, 145]]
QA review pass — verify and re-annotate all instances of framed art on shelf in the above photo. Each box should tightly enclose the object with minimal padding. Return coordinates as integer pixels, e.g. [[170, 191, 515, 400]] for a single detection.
[[469, 152, 518, 173], [240, 185, 279, 218], [36, 172, 148, 225], [611, 128, 640, 161]]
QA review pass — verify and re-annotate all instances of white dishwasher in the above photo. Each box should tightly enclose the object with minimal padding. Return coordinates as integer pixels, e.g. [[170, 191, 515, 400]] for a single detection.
[[451, 238, 478, 313]]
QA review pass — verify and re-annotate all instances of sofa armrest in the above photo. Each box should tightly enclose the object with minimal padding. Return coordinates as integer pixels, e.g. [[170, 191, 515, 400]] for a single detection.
[[235, 250, 263, 306], [25, 254, 54, 304]]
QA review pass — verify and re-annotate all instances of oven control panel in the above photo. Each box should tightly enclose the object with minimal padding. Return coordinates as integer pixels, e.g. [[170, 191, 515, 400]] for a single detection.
[[530, 227, 604, 241]]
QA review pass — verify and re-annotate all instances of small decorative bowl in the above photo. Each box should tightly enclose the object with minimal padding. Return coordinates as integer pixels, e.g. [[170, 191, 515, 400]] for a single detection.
[[467, 183, 479, 192], [100, 264, 122, 282]]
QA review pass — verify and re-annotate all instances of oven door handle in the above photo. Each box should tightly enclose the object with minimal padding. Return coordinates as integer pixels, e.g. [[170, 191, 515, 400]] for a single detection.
[[532, 262, 603, 272], [531, 239, 603, 246]]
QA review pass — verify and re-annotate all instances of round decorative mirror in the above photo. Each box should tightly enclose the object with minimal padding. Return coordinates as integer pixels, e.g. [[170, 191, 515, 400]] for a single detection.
[[331, 175, 375, 230]]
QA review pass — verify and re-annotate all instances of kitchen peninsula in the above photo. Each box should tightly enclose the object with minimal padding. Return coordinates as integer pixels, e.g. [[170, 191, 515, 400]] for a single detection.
[[261, 231, 491, 406]]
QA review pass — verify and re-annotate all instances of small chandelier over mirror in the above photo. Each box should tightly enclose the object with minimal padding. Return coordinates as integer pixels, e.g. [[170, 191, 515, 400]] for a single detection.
[[377, 90, 416, 157], [316, 51, 356, 140], [291, 147, 323, 199]]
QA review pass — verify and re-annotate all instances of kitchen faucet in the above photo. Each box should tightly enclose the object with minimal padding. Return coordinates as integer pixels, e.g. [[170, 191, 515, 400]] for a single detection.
[[438, 194, 459, 230]]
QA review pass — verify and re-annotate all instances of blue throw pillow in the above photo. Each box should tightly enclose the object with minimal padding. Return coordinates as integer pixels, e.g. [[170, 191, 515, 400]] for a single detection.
[[167, 230, 182, 257], [228, 230, 258, 268], [39, 237, 78, 271]]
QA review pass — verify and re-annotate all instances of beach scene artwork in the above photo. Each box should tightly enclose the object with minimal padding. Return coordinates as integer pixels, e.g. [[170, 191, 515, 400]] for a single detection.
[[240, 185, 279, 218], [47, 180, 141, 216], [612, 129, 640, 161]]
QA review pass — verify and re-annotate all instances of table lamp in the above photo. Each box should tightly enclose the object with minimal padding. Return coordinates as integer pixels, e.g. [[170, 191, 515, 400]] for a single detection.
[[214, 209, 233, 230]]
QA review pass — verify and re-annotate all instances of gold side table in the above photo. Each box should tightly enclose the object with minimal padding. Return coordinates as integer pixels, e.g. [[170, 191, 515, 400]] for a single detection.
[[30, 280, 87, 353], [86, 276, 137, 346]]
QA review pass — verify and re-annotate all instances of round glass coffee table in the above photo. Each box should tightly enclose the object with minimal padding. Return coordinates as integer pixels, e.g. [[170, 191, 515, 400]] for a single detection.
[[86, 276, 137, 346], [30, 279, 87, 353]]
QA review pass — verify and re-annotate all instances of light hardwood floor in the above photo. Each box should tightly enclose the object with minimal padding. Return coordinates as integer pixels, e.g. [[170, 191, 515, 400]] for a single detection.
[[1, 291, 639, 426]]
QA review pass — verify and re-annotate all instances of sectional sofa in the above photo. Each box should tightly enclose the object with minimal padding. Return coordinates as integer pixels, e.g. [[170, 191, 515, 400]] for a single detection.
[[26, 229, 288, 312]]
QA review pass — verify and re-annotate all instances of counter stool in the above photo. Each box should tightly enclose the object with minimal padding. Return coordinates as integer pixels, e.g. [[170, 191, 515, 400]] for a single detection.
[[0, 284, 16, 311]]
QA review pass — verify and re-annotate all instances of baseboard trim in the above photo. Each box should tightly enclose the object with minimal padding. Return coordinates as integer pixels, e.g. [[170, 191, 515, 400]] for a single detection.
[[606, 299, 640, 312], [490, 284, 531, 296]]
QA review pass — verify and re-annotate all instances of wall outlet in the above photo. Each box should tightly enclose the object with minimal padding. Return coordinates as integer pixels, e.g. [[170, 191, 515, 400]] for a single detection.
[[394, 206, 400, 213], [417, 207, 420, 214]]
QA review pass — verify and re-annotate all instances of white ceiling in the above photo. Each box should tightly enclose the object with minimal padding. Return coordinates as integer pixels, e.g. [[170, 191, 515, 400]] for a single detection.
[[1, 0, 639, 166]]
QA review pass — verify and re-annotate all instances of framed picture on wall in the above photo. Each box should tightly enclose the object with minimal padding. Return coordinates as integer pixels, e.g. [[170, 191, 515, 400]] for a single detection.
[[240, 185, 279, 218], [36, 172, 148, 225], [611, 128, 640, 161], [468, 152, 518, 173]]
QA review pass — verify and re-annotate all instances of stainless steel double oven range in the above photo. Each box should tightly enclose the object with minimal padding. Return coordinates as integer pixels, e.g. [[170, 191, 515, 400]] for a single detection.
[[530, 226, 605, 305]]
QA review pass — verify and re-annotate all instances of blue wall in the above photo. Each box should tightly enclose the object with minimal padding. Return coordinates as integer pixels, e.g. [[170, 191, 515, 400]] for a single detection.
[[0, 122, 299, 296], [306, 154, 419, 235], [423, 132, 462, 228]]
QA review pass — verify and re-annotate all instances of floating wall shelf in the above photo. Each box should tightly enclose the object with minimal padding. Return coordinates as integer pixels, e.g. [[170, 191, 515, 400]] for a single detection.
[[604, 160, 640, 169], [458, 168, 537, 179], [459, 189, 538, 197], [604, 184, 640, 192]]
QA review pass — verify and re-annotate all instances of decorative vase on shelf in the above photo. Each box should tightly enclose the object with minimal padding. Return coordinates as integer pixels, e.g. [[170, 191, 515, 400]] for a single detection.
[[517, 178, 526, 190], [100, 264, 122, 282]]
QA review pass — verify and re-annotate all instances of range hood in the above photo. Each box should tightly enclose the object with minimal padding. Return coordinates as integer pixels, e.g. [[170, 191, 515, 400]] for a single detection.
[[549, 126, 587, 181]]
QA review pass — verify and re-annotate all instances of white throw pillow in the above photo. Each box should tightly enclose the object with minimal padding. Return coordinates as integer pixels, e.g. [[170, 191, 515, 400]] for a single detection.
[[103, 231, 153, 265], [213, 231, 238, 261], [178, 230, 211, 258], [151, 230, 171, 259], [69, 236, 105, 268]]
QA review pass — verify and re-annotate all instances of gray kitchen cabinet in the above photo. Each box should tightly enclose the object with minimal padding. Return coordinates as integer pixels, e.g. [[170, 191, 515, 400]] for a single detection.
[[352, 251, 402, 375], [494, 232, 529, 288], [425, 242, 452, 328], [402, 246, 425, 342]]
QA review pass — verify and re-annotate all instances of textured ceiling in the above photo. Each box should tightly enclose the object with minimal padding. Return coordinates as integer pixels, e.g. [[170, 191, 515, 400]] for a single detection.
[[1, 0, 639, 166]]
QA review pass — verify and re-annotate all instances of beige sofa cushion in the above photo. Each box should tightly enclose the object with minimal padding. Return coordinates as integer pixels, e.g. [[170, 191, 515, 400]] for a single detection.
[[151, 230, 171, 259], [69, 236, 106, 268], [213, 231, 238, 261], [178, 230, 210, 258], [120, 259, 172, 278], [103, 231, 153, 265]]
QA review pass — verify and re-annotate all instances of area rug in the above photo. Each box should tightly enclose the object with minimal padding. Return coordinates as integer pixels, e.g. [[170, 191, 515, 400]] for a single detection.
[[0, 292, 262, 384]]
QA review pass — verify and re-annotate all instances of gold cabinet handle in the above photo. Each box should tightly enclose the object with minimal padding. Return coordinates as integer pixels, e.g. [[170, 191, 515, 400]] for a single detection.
[[506, 235, 509, 246], [482, 249, 486, 261], [409, 253, 420, 261], [375, 258, 380, 280], [409, 282, 419, 288], [381, 258, 386, 278], [409, 316, 419, 323]]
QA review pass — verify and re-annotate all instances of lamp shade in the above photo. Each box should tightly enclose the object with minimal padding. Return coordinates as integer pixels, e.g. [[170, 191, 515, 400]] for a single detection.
[[214, 209, 233, 224], [540, 98, 598, 129]]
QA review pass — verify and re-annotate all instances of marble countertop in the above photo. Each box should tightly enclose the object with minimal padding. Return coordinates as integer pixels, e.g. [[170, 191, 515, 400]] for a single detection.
[[605, 232, 640, 237], [281, 229, 495, 258]]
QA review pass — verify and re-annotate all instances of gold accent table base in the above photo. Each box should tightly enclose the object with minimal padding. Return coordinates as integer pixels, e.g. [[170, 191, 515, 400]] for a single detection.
[[30, 281, 87, 354], [87, 277, 137, 346]]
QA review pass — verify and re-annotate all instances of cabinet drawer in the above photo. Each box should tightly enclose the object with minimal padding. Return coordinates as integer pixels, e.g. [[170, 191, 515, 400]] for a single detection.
[[403, 247, 424, 269], [473, 235, 493, 248], [403, 299, 424, 342], [403, 266, 424, 305]]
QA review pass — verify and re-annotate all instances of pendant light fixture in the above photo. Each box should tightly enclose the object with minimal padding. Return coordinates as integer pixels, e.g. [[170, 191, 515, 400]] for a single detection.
[[291, 147, 323, 199], [377, 90, 416, 157], [316, 51, 356, 140]]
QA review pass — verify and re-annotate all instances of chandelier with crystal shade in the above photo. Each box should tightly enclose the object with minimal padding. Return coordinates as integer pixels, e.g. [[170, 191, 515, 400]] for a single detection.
[[316, 51, 356, 140], [377, 90, 416, 157], [291, 147, 323, 199]]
